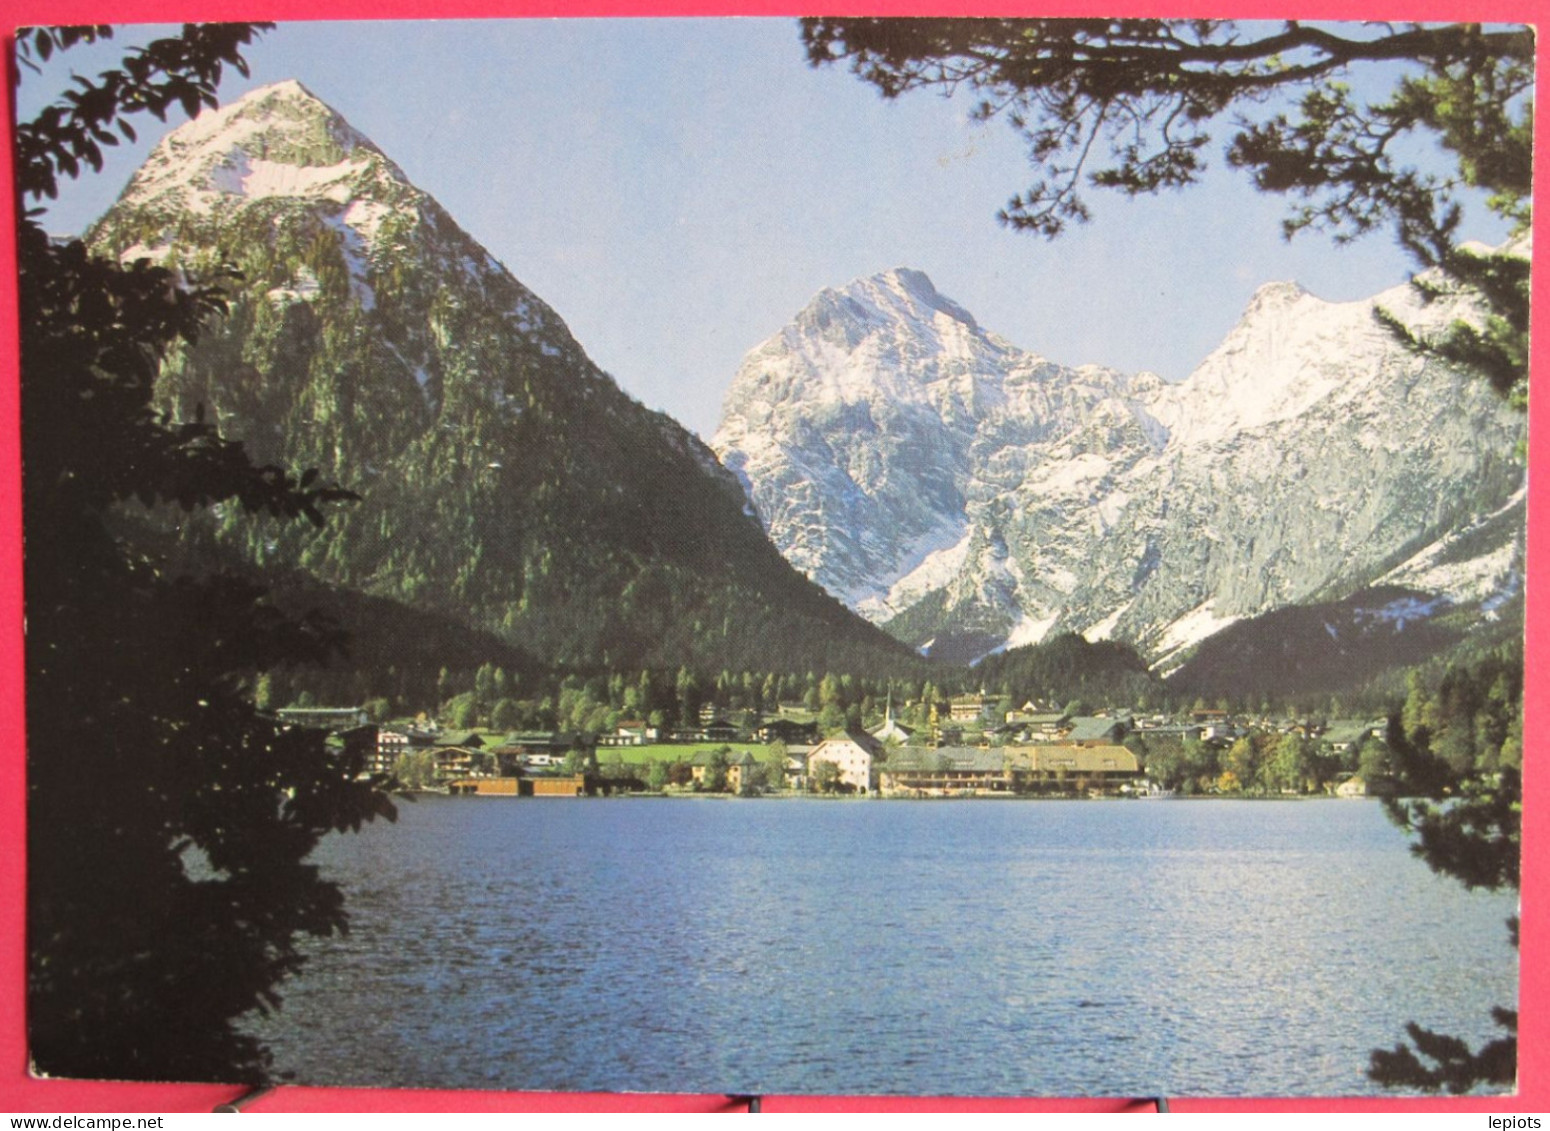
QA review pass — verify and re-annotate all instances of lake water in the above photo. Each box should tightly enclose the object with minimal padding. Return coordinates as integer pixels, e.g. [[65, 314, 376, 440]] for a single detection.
[[244, 796, 1519, 1097]]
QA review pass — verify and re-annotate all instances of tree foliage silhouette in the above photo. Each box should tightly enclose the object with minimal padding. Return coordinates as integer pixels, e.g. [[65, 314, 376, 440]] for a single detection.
[[1366, 662, 1523, 1092], [803, 17, 1530, 1093], [801, 19, 1532, 407], [18, 24, 395, 1082]]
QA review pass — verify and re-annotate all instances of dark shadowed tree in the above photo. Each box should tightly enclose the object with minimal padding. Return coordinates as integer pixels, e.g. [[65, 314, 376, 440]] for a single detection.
[[809, 758, 843, 794], [698, 746, 730, 792], [18, 24, 394, 1082], [1367, 657, 1522, 1092], [803, 17, 1530, 1092]]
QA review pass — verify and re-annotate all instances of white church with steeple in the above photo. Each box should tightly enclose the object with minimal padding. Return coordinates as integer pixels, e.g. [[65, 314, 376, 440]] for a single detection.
[[870, 692, 915, 744]]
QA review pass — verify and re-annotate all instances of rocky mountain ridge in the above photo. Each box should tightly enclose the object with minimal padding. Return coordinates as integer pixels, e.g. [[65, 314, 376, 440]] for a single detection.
[[88, 80, 917, 676], [713, 266, 1525, 667]]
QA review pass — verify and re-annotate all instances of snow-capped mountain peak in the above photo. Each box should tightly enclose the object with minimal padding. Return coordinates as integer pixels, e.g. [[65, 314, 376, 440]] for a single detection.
[[111, 80, 402, 223], [715, 267, 1525, 665], [83, 77, 914, 675], [786, 267, 998, 371], [1244, 278, 1310, 312], [860, 266, 980, 327], [172, 79, 366, 153], [98, 80, 576, 363]]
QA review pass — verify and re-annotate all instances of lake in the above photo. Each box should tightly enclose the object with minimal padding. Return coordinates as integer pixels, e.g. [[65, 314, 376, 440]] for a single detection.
[[243, 796, 1519, 1097]]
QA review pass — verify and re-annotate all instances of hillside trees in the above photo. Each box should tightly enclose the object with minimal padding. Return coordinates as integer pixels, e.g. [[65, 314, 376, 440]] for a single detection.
[[973, 633, 1157, 709], [402, 662, 969, 741], [802, 18, 1531, 1092], [18, 24, 394, 1081]]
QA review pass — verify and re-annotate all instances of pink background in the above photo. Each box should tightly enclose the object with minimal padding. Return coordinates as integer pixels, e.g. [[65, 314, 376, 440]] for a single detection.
[[0, 0, 1544, 1112]]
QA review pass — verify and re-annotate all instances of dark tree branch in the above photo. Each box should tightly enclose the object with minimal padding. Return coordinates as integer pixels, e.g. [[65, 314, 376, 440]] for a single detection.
[[802, 19, 1531, 267], [15, 22, 272, 201]]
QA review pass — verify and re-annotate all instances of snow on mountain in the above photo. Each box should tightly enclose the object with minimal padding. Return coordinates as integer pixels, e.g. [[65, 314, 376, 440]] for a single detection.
[[713, 267, 1526, 666], [111, 80, 384, 216], [99, 81, 579, 374], [858, 524, 973, 622], [1149, 281, 1381, 445], [85, 81, 914, 674], [1376, 484, 1526, 608], [715, 266, 1151, 622]]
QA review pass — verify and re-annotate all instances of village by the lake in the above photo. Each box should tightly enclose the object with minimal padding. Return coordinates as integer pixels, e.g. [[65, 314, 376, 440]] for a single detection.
[[282, 692, 1395, 802]]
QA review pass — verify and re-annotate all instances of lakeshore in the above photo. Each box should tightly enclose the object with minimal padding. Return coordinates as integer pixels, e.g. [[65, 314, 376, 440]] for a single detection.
[[339, 702, 1393, 802]]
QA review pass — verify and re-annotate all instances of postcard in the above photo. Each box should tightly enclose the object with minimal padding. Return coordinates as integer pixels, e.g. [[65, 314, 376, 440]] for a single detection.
[[11, 15, 1533, 1103]]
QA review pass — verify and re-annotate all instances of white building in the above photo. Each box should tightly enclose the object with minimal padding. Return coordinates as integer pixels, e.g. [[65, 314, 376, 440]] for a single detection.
[[806, 730, 883, 794]]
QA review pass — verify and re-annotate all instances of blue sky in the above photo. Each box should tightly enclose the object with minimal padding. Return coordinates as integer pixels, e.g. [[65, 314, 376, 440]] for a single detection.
[[17, 19, 1513, 438]]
